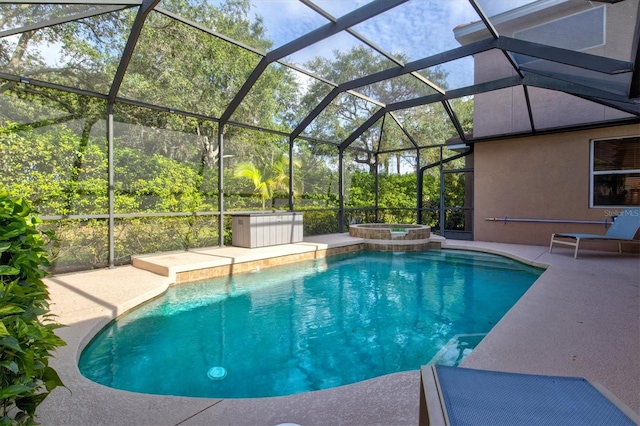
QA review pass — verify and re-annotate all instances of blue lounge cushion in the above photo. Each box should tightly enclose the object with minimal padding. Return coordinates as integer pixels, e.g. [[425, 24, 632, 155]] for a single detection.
[[434, 365, 636, 425]]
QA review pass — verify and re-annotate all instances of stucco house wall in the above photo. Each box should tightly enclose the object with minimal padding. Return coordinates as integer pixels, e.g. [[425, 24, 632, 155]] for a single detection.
[[473, 124, 639, 250], [452, 1, 639, 250], [461, 1, 637, 138]]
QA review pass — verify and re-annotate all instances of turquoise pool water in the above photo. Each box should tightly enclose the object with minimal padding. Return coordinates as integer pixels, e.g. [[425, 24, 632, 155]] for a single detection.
[[79, 250, 542, 398]]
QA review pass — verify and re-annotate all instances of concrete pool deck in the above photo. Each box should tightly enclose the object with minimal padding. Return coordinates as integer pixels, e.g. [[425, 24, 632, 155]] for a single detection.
[[38, 236, 639, 425]]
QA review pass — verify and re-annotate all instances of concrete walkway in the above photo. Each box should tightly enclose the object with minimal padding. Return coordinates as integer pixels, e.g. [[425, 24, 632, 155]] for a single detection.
[[37, 237, 639, 425]]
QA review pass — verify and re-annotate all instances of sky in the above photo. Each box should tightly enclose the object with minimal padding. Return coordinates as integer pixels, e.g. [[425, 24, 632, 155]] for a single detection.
[[247, 0, 539, 89], [25, 0, 540, 94]]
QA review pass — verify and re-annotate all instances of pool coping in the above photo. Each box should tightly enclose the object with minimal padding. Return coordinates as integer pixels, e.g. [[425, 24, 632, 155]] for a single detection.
[[38, 236, 640, 425]]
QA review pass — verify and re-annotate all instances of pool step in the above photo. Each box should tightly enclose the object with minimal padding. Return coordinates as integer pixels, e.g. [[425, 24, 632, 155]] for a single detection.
[[428, 333, 487, 366], [421, 250, 535, 272], [132, 233, 366, 284]]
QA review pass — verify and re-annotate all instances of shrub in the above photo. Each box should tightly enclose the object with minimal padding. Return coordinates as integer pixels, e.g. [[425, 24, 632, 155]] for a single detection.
[[303, 210, 340, 236], [0, 188, 66, 425]]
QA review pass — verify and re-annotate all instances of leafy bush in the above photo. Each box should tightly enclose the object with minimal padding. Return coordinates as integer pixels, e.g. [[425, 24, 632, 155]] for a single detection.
[[303, 210, 340, 236], [0, 189, 66, 425]]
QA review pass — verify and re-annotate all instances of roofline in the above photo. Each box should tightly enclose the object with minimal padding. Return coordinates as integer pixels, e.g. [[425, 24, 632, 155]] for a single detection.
[[465, 116, 640, 145], [454, 0, 568, 39]]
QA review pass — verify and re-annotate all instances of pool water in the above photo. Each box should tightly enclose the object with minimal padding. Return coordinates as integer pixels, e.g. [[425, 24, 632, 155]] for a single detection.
[[79, 250, 542, 398]]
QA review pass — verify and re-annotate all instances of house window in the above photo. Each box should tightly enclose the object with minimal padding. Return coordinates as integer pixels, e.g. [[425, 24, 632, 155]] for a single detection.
[[591, 136, 640, 208]]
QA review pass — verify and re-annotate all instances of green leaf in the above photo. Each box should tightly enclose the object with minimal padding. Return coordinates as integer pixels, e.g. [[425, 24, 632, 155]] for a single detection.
[[1, 360, 19, 374], [0, 336, 24, 352], [0, 184, 65, 420], [16, 392, 48, 416], [20, 349, 35, 378], [0, 265, 19, 276], [43, 366, 65, 391], [0, 384, 33, 400], [0, 228, 24, 239], [0, 304, 24, 316], [39, 332, 67, 347]]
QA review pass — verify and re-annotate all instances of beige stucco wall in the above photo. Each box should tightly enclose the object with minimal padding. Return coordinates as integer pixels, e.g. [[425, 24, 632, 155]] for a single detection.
[[459, 1, 637, 138], [473, 124, 639, 250]]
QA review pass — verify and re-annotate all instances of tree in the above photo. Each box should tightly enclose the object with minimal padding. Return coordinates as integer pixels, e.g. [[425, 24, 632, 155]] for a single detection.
[[233, 148, 300, 210], [298, 46, 448, 173], [0, 0, 307, 269], [1, 0, 299, 168], [293, 140, 339, 209]]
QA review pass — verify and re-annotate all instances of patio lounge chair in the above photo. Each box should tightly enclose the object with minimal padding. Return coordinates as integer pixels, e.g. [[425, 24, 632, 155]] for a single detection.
[[549, 209, 640, 258], [419, 365, 639, 426]]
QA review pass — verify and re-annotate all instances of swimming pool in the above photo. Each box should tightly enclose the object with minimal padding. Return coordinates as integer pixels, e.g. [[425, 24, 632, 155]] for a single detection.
[[79, 250, 542, 398]]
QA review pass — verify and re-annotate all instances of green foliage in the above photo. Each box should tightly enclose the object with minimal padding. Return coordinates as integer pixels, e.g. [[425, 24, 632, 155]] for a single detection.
[[345, 172, 375, 208], [347, 172, 417, 207], [300, 45, 450, 173], [44, 220, 108, 271], [0, 0, 472, 271], [0, 188, 66, 425], [303, 210, 340, 236], [0, 120, 107, 216], [115, 216, 218, 260], [379, 173, 418, 223], [379, 174, 417, 210], [233, 149, 299, 210], [233, 162, 270, 209], [114, 147, 205, 213]]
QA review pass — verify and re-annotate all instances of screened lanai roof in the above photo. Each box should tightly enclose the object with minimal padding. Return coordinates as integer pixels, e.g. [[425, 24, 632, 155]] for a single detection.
[[1, 0, 639, 153]]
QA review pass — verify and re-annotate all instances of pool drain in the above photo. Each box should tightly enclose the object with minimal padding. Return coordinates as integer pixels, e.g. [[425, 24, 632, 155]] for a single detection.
[[207, 366, 227, 380]]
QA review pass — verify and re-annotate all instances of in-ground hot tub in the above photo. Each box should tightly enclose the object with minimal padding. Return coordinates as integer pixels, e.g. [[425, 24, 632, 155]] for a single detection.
[[349, 223, 441, 252]]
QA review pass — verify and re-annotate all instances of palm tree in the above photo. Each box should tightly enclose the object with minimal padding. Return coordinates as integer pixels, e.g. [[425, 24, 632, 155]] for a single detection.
[[233, 150, 299, 210]]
